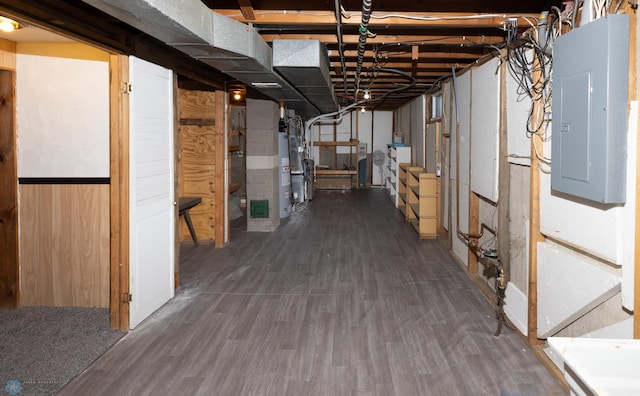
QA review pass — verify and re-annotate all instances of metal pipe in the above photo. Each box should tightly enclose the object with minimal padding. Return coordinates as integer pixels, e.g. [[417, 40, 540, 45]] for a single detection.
[[571, 0, 581, 29], [355, 0, 372, 94], [334, 0, 348, 94], [580, 0, 593, 26], [581, 0, 593, 25], [537, 11, 552, 55]]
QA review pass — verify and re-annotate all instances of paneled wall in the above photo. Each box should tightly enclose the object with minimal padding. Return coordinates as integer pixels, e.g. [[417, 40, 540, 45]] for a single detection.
[[19, 184, 110, 307], [15, 42, 111, 308], [177, 89, 219, 242]]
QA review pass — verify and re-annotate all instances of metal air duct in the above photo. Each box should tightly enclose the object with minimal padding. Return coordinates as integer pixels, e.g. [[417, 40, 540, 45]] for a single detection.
[[81, 0, 337, 117], [272, 39, 338, 114]]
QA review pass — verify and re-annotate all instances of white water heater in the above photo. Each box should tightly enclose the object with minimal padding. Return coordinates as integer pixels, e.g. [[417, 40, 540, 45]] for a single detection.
[[278, 132, 292, 218]]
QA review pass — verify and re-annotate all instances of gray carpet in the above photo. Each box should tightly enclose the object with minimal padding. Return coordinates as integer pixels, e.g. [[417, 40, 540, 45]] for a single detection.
[[0, 307, 124, 395]]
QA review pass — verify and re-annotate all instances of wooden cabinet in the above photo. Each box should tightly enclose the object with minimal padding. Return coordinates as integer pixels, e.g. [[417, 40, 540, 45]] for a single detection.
[[385, 144, 411, 207], [399, 166, 438, 239]]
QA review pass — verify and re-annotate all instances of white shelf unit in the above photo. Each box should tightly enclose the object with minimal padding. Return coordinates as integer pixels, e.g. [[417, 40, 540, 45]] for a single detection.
[[385, 144, 411, 207]]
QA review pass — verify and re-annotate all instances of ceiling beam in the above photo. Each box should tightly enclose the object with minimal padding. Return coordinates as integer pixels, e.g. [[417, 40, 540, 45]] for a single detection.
[[214, 9, 537, 29], [336, 61, 471, 69], [329, 50, 484, 59], [237, 0, 256, 20], [260, 33, 504, 45]]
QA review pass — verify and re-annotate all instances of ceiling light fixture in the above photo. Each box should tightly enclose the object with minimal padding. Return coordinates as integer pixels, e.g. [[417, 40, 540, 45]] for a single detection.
[[363, 90, 370, 100], [0, 17, 21, 33], [232, 90, 242, 101], [360, 106, 366, 113], [250, 82, 282, 89]]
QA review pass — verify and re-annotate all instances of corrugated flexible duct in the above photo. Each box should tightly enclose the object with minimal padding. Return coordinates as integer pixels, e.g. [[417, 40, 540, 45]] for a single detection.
[[355, 0, 373, 95]]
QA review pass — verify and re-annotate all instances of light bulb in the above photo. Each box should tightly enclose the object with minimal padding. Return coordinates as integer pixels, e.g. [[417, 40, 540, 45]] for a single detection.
[[233, 92, 241, 100], [363, 90, 370, 100], [360, 107, 366, 113], [0, 21, 15, 33]]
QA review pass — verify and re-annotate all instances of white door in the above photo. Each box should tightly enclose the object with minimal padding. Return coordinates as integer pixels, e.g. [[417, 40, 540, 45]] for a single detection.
[[129, 57, 175, 329]]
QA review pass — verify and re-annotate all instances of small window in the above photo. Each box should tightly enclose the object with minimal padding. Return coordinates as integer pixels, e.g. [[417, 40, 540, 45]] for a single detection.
[[430, 92, 443, 120]]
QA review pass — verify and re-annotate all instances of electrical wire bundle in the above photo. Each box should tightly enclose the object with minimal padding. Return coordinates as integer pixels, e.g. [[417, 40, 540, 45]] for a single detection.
[[503, 19, 554, 139]]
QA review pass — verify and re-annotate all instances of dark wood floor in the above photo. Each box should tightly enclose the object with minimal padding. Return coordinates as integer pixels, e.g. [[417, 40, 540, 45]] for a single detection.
[[61, 189, 566, 395]]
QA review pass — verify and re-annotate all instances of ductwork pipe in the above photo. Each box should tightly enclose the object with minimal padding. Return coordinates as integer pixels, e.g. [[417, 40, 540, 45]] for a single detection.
[[355, 0, 372, 94], [538, 11, 552, 55], [335, 0, 347, 94], [581, 0, 593, 25]]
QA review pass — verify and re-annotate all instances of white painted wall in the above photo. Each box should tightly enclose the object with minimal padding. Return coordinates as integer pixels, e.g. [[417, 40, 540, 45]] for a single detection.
[[537, 241, 621, 338], [442, 82, 452, 231], [16, 43, 110, 178], [426, 123, 437, 174], [470, 58, 500, 202], [372, 111, 393, 185], [622, 102, 637, 311], [335, 112, 352, 154], [396, 103, 411, 146], [410, 96, 425, 168], [451, 71, 471, 266], [357, 110, 372, 153], [506, 51, 534, 167]]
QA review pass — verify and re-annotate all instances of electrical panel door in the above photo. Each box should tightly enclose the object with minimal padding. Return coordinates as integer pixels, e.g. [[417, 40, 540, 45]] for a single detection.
[[551, 14, 629, 204]]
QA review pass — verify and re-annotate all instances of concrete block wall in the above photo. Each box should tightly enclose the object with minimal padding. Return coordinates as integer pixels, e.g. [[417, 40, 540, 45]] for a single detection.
[[245, 98, 280, 232]]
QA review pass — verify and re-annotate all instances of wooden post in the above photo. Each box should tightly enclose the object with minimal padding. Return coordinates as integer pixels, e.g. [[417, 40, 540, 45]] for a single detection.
[[0, 69, 18, 309], [214, 90, 227, 247], [109, 54, 130, 330], [468, 192, 479, 275], [498, 50, 511, 278], [528, 65, 545, 343], [528, 132, 544, 343], [467, 71, 477, 274], [445, 82, 453, 248], [411, 45, 419, 61]]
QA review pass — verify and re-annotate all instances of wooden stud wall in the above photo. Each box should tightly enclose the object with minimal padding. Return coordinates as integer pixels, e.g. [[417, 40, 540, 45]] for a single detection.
[[0, 69, 17, 308], [177, 89, 218, 243], [0, 39, 16, 71], [497, 51, 511, 279], [19, 184, 110, 307], [528, 68, 544, 344], [214, 90, 226, 247]]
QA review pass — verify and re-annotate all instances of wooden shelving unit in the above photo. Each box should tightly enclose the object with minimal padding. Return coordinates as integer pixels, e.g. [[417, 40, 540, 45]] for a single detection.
[[403, 167, 438, 239], [314, 140, 359, 189]]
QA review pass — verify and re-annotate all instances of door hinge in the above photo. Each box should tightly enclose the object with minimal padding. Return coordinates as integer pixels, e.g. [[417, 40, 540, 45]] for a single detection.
[[123, 293, 132, 303], [122, 82, 132, 94]]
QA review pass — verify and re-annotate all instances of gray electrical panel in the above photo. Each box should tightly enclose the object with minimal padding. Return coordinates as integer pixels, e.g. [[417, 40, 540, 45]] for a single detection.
[[551, 14, 629, 204]]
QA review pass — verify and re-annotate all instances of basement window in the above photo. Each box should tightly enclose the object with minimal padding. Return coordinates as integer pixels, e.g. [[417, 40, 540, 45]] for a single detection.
[[430, 92, 443, 120]]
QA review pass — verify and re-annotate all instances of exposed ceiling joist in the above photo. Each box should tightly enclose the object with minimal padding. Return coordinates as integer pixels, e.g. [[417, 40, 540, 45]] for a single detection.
[[2, 0, 554, 111], [237, 0, 256, 20]]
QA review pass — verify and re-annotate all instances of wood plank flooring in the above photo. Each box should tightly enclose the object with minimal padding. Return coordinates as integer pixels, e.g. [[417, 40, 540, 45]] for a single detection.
[[61, 189, 566, 395]]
